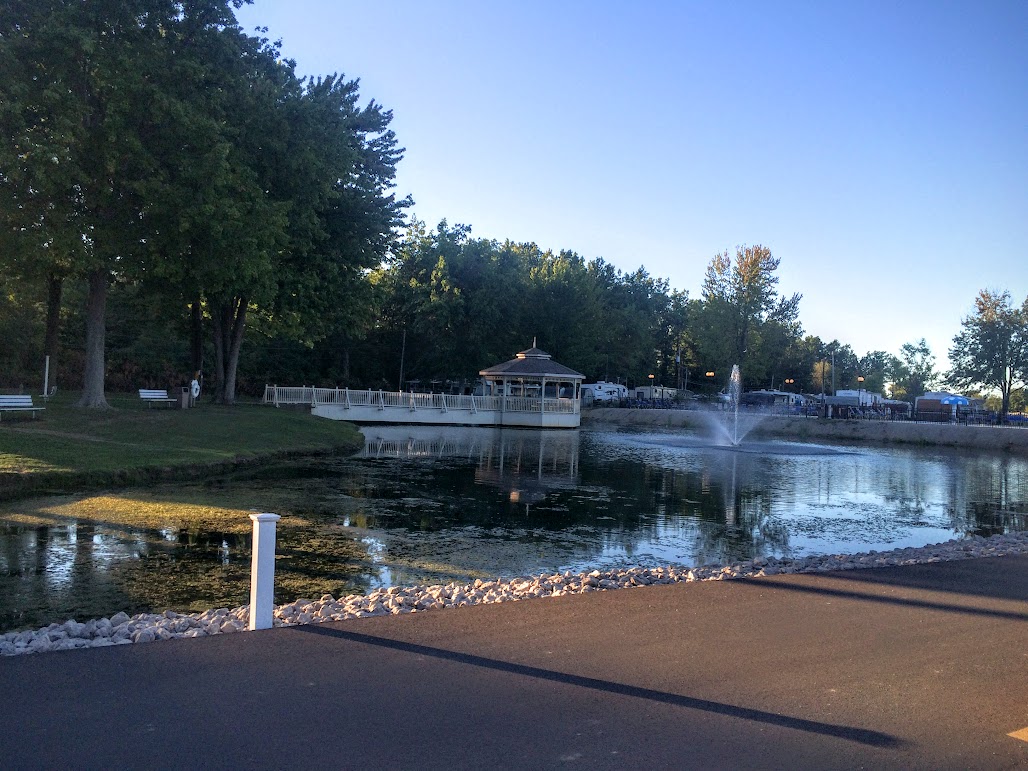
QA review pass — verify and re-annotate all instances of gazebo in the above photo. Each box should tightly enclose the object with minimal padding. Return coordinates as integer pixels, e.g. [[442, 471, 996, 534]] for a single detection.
[[273, 343, 584, 428], [478, 345, 584, 427]]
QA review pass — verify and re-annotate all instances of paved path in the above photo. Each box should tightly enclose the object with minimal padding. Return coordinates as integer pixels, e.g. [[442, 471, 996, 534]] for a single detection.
[[2, 556, 1027, 770]]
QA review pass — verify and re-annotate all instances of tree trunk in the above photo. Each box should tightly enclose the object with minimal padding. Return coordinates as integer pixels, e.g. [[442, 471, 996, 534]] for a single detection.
[[43, 273, 64, 377], [211, 304, 227, 403], [210, 297, 247, 404], [76, 268, 110, 409], [189, 298, 203, 378], [223, 298, 248, 405]]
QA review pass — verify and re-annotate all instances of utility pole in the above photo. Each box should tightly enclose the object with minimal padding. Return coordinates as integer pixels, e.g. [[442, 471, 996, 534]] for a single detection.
[[398, 328, 406, 391]]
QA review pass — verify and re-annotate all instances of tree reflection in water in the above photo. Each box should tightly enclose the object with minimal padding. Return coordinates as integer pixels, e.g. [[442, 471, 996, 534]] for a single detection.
[[1, 426, 1026, 632]]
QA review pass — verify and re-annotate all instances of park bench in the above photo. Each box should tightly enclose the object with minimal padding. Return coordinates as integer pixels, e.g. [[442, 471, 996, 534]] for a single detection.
[[0, 394, 44, 420], [138, 388, 177, 408]]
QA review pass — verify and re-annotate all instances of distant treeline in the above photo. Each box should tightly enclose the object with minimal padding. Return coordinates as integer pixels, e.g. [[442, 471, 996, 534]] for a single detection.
[[0, 215, 921, 401]]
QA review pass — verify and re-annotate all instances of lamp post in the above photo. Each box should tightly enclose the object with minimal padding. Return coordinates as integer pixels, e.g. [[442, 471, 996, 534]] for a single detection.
[[648, 373, 654, 398], [857, 375, 865, 406], [785, 378, 795, 389]]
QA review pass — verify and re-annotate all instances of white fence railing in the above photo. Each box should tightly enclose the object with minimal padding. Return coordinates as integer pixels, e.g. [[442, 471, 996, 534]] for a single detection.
[[263, 385, 578, 414], [263, 385, 319, 406]]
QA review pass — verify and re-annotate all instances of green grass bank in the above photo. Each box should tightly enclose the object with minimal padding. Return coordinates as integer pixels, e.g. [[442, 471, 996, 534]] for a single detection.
[[0, 391, 363, 500]]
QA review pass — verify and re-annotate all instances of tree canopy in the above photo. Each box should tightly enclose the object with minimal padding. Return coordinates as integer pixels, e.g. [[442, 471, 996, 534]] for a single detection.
[[889, 339, 938, 401], [0, 0, 407, 405], [692, 245, 802, 388], [947, 289, 1028, 417]]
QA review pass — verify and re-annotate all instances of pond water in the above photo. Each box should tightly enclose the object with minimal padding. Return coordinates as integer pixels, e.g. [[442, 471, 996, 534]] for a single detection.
[[1, 425, 1026, 632]]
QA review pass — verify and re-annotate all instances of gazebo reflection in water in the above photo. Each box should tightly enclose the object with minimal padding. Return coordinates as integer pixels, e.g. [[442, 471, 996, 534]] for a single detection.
[[360, 425, 581, 508]]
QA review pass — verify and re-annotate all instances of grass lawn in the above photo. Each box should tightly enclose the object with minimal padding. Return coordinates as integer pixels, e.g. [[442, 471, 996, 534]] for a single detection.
[[0, 389, 362, 482]]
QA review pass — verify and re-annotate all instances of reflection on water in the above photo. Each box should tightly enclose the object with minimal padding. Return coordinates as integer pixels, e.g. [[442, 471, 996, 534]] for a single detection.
[[361, 426, 580, 510], [1, 425, 1026, 631]]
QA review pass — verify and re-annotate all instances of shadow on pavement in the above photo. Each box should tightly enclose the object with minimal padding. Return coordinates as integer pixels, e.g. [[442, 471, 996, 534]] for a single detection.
[[743, 555, 1028, 618], [292, 623, 905, 749], [737, 578, 1027, 620], [803, 554, 1028, 603]]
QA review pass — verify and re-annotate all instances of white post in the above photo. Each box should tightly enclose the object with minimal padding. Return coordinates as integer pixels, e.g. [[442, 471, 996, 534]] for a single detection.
[[248, 513, 281, 631], [42, 355, 50, 397]]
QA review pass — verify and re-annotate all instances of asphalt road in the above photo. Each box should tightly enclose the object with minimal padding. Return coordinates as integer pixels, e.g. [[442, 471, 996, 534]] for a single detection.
[[2, 556, 1026, 770]]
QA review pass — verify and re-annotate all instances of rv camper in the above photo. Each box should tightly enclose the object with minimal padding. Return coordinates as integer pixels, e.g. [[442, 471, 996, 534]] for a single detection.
[[581, 381, 628, 404]]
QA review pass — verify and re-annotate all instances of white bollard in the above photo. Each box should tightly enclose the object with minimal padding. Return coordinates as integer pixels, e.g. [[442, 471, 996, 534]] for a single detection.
[[249, 513, 281, 631]]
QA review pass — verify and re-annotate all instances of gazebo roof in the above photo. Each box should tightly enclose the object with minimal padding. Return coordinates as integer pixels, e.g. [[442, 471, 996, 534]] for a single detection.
[[479, 346, 584, 380]]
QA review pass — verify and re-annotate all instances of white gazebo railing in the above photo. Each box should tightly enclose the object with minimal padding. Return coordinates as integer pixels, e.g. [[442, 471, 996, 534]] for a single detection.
[[263, 385, 578, 425], [276, 388, 504, 413]]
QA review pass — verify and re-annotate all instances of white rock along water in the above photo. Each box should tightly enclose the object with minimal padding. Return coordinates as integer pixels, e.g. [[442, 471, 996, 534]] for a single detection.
[[2, 532, 1027, 657]]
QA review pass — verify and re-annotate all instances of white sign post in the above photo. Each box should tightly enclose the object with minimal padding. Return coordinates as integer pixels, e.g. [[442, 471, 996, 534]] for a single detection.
[[248, 513, 281, 630]]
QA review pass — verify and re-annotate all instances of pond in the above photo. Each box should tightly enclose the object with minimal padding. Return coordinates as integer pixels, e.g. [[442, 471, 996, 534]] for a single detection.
[[1, 424, 1026, 632]]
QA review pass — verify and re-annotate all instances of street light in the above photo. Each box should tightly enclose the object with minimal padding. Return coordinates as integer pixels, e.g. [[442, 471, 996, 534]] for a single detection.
[[785, 378, 795, 389], [648, 373, 654, 397], [857, 375, 865, 406]]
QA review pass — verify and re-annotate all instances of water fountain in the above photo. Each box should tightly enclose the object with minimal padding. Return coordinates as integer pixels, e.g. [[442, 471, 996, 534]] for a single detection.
[[629, 364, 838, 456], [697, 364, 764, 448], [725, 364, 743, 446]]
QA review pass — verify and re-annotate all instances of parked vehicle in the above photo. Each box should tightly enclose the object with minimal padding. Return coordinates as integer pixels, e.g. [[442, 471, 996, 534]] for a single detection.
[[581, 381, 628, 403]]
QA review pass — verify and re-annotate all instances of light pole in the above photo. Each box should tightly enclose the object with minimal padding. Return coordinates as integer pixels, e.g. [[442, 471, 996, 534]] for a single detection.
[[648, 373, 654, 398], [857, 375, 865, 406]]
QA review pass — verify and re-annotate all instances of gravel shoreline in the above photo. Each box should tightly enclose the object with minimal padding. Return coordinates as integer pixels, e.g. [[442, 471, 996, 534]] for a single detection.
[[4, 531, 1027, 657]]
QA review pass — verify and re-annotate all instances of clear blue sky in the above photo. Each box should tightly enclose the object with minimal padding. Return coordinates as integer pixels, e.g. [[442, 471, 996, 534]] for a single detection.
[[236, 0, 1027, 371]]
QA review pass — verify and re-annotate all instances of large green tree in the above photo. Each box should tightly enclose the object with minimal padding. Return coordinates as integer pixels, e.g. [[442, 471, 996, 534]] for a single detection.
[[141, 20, 407, 404], [0, 0, 178, 406], [693, 244, 802, 388], [856, 350, 897, 396], [947, 289, 1028, 418], [2, 1, 407, 405], [774, 334, 822, 394], [889, 339, 937, 401]]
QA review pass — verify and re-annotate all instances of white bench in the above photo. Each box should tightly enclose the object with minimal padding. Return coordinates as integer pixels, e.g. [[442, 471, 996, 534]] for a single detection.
[[139, 388, 177, 408], [0, 395, 44, 419]]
